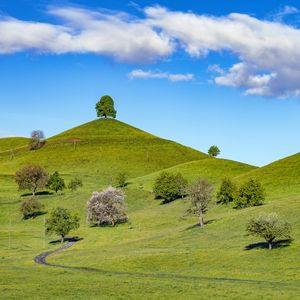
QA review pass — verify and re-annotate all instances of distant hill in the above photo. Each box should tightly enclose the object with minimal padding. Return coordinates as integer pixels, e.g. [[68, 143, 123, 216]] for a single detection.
[[131, 158, 256, 191], [236, 152, 300, 195], [0, 119, 207, 183], [0, 137, 29, 153]]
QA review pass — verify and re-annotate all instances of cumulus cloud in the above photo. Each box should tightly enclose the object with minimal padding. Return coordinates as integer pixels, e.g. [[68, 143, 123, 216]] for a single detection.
[[129, 69, 194, 82], [0, 6, 174, 62], [1, 5, 300, 97]]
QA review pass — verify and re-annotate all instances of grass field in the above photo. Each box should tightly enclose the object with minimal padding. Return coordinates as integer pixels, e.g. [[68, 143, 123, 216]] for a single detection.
[[0, 119, 299, 299]]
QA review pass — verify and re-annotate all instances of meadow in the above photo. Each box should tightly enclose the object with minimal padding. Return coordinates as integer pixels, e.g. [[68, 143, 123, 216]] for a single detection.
[[0, 119, 299, 299]]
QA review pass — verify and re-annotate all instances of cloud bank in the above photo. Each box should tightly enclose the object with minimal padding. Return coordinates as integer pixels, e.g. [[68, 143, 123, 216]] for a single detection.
[[1, 5, 300, 97]]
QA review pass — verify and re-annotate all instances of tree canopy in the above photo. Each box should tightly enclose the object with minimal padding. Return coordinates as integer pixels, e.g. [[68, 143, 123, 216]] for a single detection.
[[95, 95, 117, 118], [208, 145, 220, 157], [47, 171, 66, 193]]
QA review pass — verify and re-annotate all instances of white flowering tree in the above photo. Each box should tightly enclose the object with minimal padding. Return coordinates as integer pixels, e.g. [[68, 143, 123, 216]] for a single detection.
[[86, 186, 128, 226]]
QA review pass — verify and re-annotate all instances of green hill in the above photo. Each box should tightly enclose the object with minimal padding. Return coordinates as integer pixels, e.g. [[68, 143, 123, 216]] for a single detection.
[[236, 152, 300, 196], [131, 158, 257, 191], [0, 137, 29, 153], [0, 119, 207, 182]]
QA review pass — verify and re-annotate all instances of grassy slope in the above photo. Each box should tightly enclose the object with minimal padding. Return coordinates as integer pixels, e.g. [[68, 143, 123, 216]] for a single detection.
[[236, 152, 300, 196], [0, 119, 207, 183], [0, 120, 299, 299], [0, 137, 29, 152], [131, 158, 256, 191]]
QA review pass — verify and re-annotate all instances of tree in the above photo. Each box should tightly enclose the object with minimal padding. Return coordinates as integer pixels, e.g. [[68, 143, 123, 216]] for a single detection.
[[47, 171, 66, 193], [21, 197, 44, 219], [246, 213, 292, 250], [216, 178, 237, 204], [95, 95, 117, 118], [208, 145, 220, 157], [189, 178, 214, 227], [175, 173, 188, 199], [15, 165, 49, 196], [153, 172, 186, 203], [235, 179, 265, 208], [29, 130, 45, 150], [68, 178, 83, 191], [86, 186, 128, 226], [46, 207, 80, 243], [116, 172, 127, 188]]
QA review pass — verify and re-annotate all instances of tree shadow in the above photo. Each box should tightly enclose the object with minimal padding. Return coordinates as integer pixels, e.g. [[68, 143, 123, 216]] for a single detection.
[[49, 236, 83, 244], [185, 219, 216, 230], [21, 191, 53, 197], [244, 239, 292, 250], [23, 211, 47, 219]]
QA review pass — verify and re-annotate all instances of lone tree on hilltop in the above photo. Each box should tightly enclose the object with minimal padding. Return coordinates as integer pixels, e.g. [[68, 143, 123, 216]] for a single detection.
[[29, 130, 45, 150], [246, 213, 292, 250], [87, 186, 128, 226], [95, 95, 117, 118], [189, 178, 214, 227], [208, 145, 220, 157], [15, 165, 49, 196], [235, 179, 265, 208], [46, 207, 80, 243]]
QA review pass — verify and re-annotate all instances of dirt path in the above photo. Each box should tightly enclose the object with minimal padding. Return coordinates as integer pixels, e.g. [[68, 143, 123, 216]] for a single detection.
[[33, 241, 297, 288]]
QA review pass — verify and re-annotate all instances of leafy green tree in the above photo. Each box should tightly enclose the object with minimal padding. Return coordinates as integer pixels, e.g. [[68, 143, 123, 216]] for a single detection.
[[189, 178, 214, 227], [68, 178, 83, 191], [217, 178, 237, 204], [46, 207, 80, 243], [235, 179, 265, 208], [246, 213, 292, 250], [87, 186, 128, 226], [21, 197, 44, 219], [208, 145, 220, 157], [116, 172, 127, 188], [153, 172, 187, 203], [47, 171, 66, 193], [15, 165, 49, 196], [175, 173, 188, 199], [95, 95, 117, 118]]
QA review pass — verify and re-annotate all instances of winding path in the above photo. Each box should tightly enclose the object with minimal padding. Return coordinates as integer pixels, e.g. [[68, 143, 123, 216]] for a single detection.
[[33, 241, 296, 288]]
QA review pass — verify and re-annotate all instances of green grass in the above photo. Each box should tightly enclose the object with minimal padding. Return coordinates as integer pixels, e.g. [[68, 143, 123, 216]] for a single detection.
[[0, 119, 299, 299], [0, 137, 29, 153]]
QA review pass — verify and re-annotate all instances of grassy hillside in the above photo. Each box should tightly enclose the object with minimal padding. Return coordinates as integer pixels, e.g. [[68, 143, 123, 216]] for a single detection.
[[236, 152, 300, 196], [0, 119, 299, 299], [131, 158, 256, 191], [0, 137, 29, 153], [0, 119, 207, 182]]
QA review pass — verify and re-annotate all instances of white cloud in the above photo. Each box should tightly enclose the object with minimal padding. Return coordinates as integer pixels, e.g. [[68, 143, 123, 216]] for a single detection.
[[129, 69, 194, 82], [2, 6, 300, 97], [0, 7, 174, 62], [272, 5, 299, 22]]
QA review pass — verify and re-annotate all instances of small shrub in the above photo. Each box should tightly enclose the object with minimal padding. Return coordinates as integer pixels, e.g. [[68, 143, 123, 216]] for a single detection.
[[68, 178, 83, 191], [21, 197, 44, 219], [235, 179, 265, 208], [116, 172, 127, 188]]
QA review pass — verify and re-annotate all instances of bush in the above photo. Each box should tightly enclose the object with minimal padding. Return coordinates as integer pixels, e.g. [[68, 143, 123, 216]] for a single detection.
[[86, 186, 128, 226], [216, 178, 237, 204], [153, 172, 187, 203], [246, 213, 292, 250], [116, 172, 127, 188], [21, 197, 44, 219], [235, 179, 265, 208], [68, 178, 83, 191]]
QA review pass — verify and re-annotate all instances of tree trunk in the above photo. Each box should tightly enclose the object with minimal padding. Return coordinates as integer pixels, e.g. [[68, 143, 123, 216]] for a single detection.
[[268, 241, 272, 250], [199, 209, 204, 227], [61, 235, 64, 243], [32, 188, 36, 196]]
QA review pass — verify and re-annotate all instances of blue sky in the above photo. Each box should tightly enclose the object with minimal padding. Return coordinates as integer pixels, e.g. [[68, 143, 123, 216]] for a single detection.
[[1, 0, 300, 166]]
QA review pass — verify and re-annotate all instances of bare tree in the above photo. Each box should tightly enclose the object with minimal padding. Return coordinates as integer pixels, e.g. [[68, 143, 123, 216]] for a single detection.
[[86, 186, 128, 226], [189, 179, 214, 227], [29, 130, 45, 150]]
